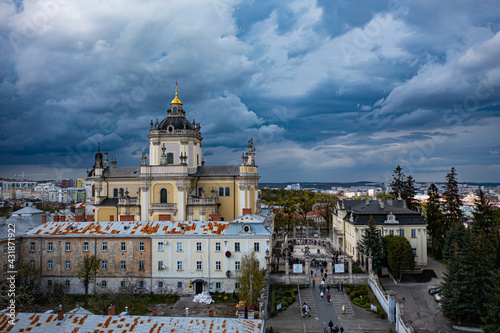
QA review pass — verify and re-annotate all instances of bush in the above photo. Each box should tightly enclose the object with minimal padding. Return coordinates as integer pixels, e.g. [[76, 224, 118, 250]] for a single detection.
[[344, 287, 351, 295], [350, 291, 361, 299]]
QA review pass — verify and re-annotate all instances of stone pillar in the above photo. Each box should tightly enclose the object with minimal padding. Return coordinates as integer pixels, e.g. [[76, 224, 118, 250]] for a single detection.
[[177, 186, 185, 220], [285, 255, 290, 284], [239, 185, 246, 216], [367, 255, 373, 278], [304, 247, 310, 284], [387, 290, 397, 323], [327, 260, 333, 285], [348, 257, 353, 283], [140, 185, 149, 221]]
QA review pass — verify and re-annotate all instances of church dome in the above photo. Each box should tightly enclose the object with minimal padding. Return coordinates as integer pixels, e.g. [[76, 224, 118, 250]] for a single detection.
[[158, 116, 194, 131]]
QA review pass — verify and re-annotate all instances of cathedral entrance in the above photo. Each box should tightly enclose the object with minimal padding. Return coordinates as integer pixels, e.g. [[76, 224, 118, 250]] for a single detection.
[[195, 281, 203, 294]]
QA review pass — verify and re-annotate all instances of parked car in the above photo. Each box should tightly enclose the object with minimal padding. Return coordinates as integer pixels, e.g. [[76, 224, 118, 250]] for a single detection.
[[428, 287, 441, 295]]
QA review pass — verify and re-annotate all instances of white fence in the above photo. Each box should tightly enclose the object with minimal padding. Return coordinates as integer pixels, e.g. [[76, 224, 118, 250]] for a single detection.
[[368, 278, 389, 314]]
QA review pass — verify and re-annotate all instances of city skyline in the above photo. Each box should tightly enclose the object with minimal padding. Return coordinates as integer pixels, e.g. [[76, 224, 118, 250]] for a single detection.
[[1, 0, 499, 183]]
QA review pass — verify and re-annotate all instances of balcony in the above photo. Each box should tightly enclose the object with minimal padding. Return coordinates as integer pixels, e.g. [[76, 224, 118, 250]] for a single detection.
[[118, 197, 140, 206], [150, 203, 177, 213], [187, 197, 219, 206]]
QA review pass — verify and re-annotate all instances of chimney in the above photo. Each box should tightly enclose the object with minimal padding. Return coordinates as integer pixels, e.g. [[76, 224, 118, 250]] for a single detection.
[[242, 208, 252, 215], [42, 215, 47, 224], [54, 215, 60, 222], [60, 216, 66, 222], [87, 216, 94, 222], [108, 305, 115, 315], [57, 305, 64, 320], [75, 216, 83, 222], [109, 215, 114, 221], [209, 214, 222, 221], [152, 308, 158, 316]]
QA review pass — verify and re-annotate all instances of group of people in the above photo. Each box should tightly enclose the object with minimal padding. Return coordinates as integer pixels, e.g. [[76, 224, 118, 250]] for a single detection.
[[327, 320, 344, 333]]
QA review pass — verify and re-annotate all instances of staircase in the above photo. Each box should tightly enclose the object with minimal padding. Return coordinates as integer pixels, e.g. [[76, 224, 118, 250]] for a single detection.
[[331, 290, 355, 318]]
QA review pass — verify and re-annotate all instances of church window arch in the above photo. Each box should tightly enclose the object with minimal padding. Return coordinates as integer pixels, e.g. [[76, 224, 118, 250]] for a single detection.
[[119, 188, 124, 197], [167, 153, 174, 164], [218, 187, 224, 197], [92, 185, 95, 197], [113, 188, 118, 197], [225, 187, 231, 197], [160, 188, 168, 203]]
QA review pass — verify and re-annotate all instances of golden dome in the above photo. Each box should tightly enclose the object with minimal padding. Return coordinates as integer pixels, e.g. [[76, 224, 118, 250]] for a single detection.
[[170, 81, 182, 105]]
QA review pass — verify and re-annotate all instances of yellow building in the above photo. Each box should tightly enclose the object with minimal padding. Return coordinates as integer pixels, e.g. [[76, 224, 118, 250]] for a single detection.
[[76, 178, 85, 188], [87, 85, 260, 222]]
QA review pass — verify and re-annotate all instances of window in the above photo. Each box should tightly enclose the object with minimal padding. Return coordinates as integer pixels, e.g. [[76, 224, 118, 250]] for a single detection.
[[121, 281, 126, 288], [177, 281, 182, 288], [83, 242, 89, 252], [225, 187, 230, 197], [215, 261, 221, 271], [166, 153, 174, 164], [235, 261, 241, 271], [158, 281, 164, 289], [119, 188, 124, 197], [139, 242, 145, 251], [235, 282, 240, 289], [48, 260, 53, 270], [120, 261, 126, 270], [235, 242, 240, 252], [219, 187, 224, 197], [65, 260, 71, 270], [176, 242, 183, 252], [101, 280, 107, 288], [120, 242, 126, 251], [198, 187, 204, 197], [215, 242, 221, 252], [399, 229, 405, 237], [65, 242, 71, 251], [30, 260, 35, 269], [102, 242, 108, 251], [411, 229, 416, 238], [196, 261, 202, 271], [113, 188, 118, 197], [254, 242, 260, 252], [30, 242, 35, 251], [139, 281, 144, 288], [47, 242, 53, 251], [413, 248, 417, 257], [177, 261, 183, 271], [102, 260, 108, 270], [3, 264, 7, 274], [196, 242, 202, 252], [158, 242, 164, 252], [47, 280, 53, 287], [65, 280, 70, 288], [158, 261, 164, 270], [389, 230, 394, 236], [3, 245, 7, 254], [215, 282, 221, 289], [139, 260, 145, 271], [160, 188, 168, 203]]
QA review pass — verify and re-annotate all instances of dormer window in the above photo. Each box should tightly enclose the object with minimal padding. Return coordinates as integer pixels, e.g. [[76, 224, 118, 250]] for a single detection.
[[385, 212, 398, 224], [241, 224, 253, 234]]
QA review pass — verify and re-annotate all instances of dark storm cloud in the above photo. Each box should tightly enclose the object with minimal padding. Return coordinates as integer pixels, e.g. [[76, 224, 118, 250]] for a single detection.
[[0, 0, 499, 182]]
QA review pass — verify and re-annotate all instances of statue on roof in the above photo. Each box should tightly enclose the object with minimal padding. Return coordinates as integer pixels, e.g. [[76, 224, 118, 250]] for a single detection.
[[248, 138, 255, 153]]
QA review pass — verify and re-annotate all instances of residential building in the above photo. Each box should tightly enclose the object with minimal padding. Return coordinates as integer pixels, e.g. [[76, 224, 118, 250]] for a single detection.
[[332, 199, 427, 266]]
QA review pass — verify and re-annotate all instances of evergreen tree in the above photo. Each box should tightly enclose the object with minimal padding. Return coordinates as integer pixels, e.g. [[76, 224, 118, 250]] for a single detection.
[[472, 190, 493, 233], [382, 235, 415, 280], [481, 269, 500, 333], [358, 216, 384, 271], [426, 183, 445, 258], [443, 167, 462, 228], [441, 224, 476, 324], [403, 175, 417, 210], [390, 165, 406, 199]]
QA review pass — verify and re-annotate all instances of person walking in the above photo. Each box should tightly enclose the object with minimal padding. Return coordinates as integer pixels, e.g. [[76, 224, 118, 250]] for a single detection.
[[312, 279, 316, 289], [339, 326, 344, 333], [328, 320, 334, 332], [326, 293, 331, 303], [319, 284, 322, 292], [320, 290, 324, 300]]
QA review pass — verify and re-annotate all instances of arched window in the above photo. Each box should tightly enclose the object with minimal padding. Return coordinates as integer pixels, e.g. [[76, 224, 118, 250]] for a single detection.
[[225, 187, 231, 197], [92, 185, 95, 197], [218, 187, 224, 197], [167, 153, 174, 164], [197, 154, 199, 166], [113, 189, 118, 197], [160, 188, 168, 203], [119, 188, 124, 197]]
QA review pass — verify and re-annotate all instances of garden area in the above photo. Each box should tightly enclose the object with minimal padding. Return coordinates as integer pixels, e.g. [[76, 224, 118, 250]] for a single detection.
[[344, 284, 386, 319], [270, 284, 298, 317]]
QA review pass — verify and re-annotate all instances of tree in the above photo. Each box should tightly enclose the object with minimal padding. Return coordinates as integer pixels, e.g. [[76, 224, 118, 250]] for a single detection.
[[295, 191, 316, 237], [426, 183, 445, 258], [77, 255, 101, 306], [358, 216, 384, 271], [443, 167, 462, 228], [382, 236, 415, 280], [472, 190, 494, 233], [315, 193, 338, 236], [481, 269, 500, 333], [403, 175, 417, 210], [237, 253, 266, 307], [390, 165, 406, 199]]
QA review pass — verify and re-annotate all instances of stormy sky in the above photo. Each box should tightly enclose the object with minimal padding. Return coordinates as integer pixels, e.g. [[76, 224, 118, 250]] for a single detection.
[[0, 0, 499, 183]]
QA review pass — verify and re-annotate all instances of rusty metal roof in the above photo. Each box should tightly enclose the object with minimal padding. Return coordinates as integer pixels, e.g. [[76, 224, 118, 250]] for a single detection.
[[0, 312, 263, 333], [27, 220, 233, 237]]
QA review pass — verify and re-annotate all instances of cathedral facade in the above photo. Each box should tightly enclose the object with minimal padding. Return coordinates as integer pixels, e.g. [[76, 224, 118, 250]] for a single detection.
[[87, 86, 260, 222]]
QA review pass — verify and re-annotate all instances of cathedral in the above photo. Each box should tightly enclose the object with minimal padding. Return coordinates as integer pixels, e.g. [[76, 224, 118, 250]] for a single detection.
[[87, 85, 260, 222]]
